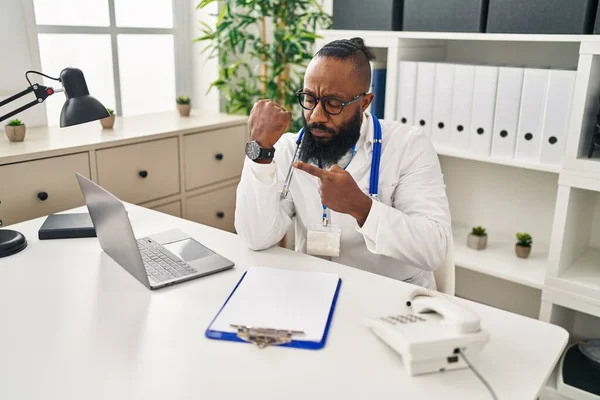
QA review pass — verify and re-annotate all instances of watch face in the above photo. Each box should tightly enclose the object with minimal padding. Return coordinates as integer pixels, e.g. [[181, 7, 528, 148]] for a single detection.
[[246, 141, 261, 160]]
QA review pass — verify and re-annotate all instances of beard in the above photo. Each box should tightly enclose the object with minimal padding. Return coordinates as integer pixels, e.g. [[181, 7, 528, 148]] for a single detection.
[[298, 109, 362, 168]]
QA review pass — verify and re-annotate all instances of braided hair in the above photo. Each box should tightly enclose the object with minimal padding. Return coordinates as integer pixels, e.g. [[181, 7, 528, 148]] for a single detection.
[[315, 37, 375, 91]]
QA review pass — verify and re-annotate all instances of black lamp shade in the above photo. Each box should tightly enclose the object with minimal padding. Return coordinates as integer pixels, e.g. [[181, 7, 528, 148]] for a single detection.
[[59, 68, 109, 127]]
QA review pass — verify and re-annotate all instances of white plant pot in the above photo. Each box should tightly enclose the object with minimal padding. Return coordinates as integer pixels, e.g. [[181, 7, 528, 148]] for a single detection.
[[4, 125, 26, 142], [467, 233, 487, 250]]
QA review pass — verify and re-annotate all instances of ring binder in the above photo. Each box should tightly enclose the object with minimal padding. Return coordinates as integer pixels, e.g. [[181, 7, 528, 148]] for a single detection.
[[231, 325, 305, 348]]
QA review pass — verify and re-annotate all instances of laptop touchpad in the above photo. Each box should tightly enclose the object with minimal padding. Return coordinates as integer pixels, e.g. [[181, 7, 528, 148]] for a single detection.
[[163, 238, 215, 261]]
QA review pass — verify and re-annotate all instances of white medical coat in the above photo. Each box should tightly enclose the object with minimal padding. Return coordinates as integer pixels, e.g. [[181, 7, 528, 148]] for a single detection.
[[234, 112, 451, 289]]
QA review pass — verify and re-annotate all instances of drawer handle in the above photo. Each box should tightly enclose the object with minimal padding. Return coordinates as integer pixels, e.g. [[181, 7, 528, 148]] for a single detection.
[[216, 211, 225, 219], [215, 153, 224, 161], [37, 191, 49, 201], [139, 170, 148, 178]]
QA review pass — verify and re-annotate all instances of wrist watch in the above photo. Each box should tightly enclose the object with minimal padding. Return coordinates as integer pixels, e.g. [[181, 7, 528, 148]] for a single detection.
[[245, 140, 275, 161]]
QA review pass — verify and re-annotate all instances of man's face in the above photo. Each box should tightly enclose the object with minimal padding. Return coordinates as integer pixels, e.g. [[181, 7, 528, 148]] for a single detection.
[[298, 57, 373, 167]]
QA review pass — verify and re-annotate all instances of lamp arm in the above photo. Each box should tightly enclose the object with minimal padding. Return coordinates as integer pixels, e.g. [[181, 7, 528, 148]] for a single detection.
[[0, 83, 57, 124]]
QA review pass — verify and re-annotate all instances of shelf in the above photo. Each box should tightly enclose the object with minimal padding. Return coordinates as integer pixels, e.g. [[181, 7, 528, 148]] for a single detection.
[[559, 172, 600, 193], [319, 29, 600, 43], [540, 362, 569, 400], [561, 159, 600, 192], [546, 250, 600, 307], [435, 144, 561, 174], [452, 226, 548, 289]]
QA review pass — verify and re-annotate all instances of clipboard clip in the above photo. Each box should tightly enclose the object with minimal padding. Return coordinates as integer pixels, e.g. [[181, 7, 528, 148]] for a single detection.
[[231, 324, 305, 348]]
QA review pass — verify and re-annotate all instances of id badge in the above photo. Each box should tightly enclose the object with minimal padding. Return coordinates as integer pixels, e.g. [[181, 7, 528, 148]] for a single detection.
[[306, 224, 341, 258]]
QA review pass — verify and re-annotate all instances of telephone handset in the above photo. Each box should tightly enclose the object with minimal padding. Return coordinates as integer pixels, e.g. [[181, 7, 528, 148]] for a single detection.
[[408, 290, 482, 334], [364, 288, 490, 376]]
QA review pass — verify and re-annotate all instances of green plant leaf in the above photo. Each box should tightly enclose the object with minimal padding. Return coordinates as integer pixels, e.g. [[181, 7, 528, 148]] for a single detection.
[[196, 0, 216, 9], [194, 0, 331, 117]]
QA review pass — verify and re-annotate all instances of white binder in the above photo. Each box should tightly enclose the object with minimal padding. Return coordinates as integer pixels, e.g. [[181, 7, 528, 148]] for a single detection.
[[468, 66, 499, 156], [414, 62, 436, 137], [539, 70, 576, 165], [514, 68, 550, 163], [431, 63, 455, 146], [491, 67, 525, 159], [396, 61, 418, 127], [450, 64, 476, 150]]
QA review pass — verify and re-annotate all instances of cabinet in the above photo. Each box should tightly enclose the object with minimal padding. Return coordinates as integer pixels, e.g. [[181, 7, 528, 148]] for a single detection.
[[0, 111, 247, 233], [151, 200, 182, 218], [0, 153, 90, 227], [96, 137, 180, 204], [186, 184, 237, 233], [184, 125, 247, 191]]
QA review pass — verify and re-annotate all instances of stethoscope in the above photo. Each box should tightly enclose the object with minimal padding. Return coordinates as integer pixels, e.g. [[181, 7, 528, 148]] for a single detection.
[[280, 115, 383, 202]]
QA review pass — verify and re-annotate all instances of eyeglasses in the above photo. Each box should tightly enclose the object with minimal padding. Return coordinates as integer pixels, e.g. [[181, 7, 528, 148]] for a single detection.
[[296, 90, 367, 115]]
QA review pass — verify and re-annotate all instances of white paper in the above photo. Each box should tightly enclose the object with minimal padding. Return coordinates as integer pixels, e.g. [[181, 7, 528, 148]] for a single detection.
[[210, 267, 340, 342]]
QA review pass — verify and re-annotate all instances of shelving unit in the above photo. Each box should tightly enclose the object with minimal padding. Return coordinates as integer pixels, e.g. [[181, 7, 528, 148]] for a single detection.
[[435, 143, 561, 174], [453, 225, 548, 290], [318, 29, 600, 400]]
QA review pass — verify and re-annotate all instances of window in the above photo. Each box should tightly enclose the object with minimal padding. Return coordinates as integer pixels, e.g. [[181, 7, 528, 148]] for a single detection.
[[32, 0, 188, 124]]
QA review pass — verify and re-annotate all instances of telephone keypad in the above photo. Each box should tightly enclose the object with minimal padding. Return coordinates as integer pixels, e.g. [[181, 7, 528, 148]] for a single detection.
[[381, 314, 427, 325]]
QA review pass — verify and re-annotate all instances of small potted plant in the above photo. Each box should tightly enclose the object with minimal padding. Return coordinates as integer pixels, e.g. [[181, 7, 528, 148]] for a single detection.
[[467, 226, 488, 250], [4, 119, 26, 142], [176, 96, 191, 116], [100, 108, 116, 129], [515, 232, 533, 259]]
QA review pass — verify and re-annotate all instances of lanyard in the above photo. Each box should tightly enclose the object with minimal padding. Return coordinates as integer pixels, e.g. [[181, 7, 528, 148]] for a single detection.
[[319, 144, 356, 225], [320, 115, 383, 226], [279, 115, 383, 225]]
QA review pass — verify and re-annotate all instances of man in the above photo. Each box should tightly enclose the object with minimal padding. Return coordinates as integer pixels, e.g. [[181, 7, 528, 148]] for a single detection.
[[234, 37, 451, 289]]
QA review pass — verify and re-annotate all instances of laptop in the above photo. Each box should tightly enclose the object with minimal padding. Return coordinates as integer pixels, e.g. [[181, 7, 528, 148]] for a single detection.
[[75, 173, 235, 289]]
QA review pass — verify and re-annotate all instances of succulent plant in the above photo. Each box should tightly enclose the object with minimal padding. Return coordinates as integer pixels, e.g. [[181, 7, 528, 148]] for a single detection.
[[6, 119, 24, 126], [516, 233, 533, 247]]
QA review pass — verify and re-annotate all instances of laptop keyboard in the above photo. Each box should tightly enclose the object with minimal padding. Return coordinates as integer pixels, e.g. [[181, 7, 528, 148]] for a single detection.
[[137, 239, 197, 283]]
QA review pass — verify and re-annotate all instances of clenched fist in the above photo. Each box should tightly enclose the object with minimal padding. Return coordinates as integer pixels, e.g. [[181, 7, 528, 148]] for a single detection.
[[294, 161, 373, 227], [248, 100, 292, 150]]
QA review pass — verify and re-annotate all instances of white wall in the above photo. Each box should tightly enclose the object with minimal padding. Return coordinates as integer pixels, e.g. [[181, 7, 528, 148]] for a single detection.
[[440, 156, 559, 245], [189, 0, 220, 115], [0, 0, 47, 130]]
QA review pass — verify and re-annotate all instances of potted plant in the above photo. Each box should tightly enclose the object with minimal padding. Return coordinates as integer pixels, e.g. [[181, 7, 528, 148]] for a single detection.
[[515, 233, 533, 259], [467, 226, 487, 250], [176, 96, 191, 116], [100, 108, 116, 129], [195, 0, 331, 131], [4, 119, 26, 142]]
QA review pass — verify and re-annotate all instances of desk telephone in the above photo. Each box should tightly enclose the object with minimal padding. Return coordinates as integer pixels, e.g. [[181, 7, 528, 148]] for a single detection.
[[365, 288, 490, 376]]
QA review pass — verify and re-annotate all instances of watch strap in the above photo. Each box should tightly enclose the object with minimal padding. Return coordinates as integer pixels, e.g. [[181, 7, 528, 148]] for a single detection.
[[258, 146, 275, 160]]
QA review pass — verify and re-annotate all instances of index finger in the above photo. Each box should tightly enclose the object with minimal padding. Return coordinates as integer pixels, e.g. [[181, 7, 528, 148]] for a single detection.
[[294, 161, 328, 179]]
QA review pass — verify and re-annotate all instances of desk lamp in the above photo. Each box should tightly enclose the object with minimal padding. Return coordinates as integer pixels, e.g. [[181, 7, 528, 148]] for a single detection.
[[0, 68, 109, 258]]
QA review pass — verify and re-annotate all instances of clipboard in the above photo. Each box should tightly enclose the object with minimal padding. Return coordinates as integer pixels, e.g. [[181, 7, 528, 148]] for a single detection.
[[205, 267, 342, 350]]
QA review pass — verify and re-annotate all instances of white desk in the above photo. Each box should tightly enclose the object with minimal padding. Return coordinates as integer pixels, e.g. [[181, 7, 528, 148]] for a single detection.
[[0, 204, 568, 400]]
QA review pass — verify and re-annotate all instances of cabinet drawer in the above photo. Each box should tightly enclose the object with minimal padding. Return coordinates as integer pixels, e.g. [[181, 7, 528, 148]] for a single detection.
[[185, 185, 237, 233], [184, 125, 246, 191], [0, 153, 91, 227], [151, 200, 182, 218], [96, 137, 180, 204]]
